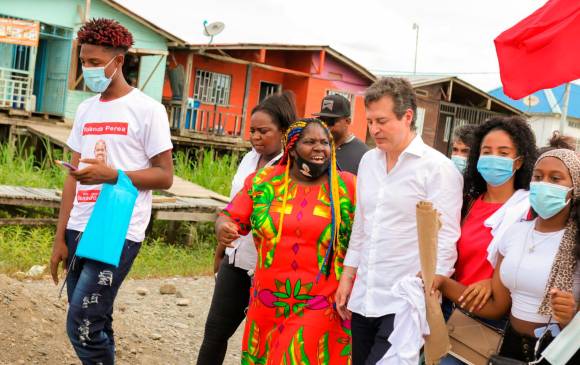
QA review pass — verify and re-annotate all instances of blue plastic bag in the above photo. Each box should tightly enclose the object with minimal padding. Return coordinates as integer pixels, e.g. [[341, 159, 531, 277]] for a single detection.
[[75, 170, 138, 267]]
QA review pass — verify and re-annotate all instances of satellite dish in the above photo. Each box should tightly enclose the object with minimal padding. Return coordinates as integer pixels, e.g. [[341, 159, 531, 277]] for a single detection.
[[203, 21, 225, 37]]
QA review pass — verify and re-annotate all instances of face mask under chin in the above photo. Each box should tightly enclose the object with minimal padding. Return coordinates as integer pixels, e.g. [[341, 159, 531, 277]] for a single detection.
[[293, 151, 329, 179]]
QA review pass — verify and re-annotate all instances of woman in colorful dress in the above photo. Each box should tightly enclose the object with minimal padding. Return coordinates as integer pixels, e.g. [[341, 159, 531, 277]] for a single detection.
[[215, 118, 356, 364], [198, 91, 297, 365]]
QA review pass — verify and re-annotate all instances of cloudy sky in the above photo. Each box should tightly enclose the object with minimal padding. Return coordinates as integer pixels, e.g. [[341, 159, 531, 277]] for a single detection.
[[118, 0, 548, 91]]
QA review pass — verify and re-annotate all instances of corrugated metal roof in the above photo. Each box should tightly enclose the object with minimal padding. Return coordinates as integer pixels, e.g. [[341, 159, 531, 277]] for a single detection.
[[489, 83, 580, 118]]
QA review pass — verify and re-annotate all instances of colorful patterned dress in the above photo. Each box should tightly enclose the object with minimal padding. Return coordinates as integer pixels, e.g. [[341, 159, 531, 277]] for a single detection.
[[222, 164, 356, 365]]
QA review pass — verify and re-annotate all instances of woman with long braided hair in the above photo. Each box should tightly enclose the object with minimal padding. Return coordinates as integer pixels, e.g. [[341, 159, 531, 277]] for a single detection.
[[215, 118, 356, 364]]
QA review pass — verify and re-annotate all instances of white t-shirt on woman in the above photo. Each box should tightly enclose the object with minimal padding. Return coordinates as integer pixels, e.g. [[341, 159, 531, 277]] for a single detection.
[[225, 149, 282, 271], [499, 219, 580, 323]]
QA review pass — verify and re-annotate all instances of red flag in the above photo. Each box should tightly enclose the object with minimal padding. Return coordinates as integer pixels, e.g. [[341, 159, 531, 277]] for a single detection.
[[494, 0, 580, 99]]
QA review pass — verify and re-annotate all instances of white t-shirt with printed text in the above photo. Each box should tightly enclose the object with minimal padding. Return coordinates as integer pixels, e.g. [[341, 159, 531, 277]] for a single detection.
[[66, 89, 173, 242]]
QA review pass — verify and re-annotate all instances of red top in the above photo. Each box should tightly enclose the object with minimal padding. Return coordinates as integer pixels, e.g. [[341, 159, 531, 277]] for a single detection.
[[455, 196, 503, 285]]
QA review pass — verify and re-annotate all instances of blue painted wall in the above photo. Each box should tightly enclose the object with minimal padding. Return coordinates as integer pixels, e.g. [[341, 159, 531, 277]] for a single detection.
[[0, 0, 171, 119]]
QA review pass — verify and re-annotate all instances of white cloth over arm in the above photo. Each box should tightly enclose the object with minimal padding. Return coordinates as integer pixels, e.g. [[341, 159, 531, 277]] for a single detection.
[[485, 189, 530, 267], [378, 276, 429, 365]]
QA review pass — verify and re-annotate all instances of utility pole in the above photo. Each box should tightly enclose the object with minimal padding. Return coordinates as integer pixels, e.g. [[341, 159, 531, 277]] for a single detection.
[[413, 23, 419, 75], [559, 82, 571, 134], [84, 0, 91, 22]]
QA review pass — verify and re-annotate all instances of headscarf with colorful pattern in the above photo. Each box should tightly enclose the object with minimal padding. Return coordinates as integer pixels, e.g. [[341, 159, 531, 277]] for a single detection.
[[536, 149, 580, 315], [278, 118, 341, 279]]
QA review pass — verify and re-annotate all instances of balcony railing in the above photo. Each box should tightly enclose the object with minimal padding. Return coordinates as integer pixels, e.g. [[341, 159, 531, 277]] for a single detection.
[[165, 100, 244, 137], [0, 67, 32, 111]]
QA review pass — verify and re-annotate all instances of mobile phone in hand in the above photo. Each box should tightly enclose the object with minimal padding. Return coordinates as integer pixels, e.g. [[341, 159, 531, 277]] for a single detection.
[[55, 160, 78, 171]]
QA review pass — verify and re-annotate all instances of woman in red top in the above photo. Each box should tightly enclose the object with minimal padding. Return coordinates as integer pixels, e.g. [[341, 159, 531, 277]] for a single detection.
[[440, 117, 537, 365], [454, 117, 537, 312]]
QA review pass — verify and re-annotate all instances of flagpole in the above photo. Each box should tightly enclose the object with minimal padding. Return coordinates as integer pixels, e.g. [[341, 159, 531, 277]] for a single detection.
[[413, 23, 419, 75], [559, 82, 571, 134]]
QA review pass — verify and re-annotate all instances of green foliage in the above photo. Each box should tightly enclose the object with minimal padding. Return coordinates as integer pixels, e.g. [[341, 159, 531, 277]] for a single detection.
[[174, 149, 239, 196], [0, 142, 237, 277], [0, 225, 54, 273], [0, 140, 67, 188], [0, 223, 217, 278]]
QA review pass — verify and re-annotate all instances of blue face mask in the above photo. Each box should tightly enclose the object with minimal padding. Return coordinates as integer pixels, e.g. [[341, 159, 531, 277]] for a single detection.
[[541, 313, 580, 365], [82, 57, 118, 93], [451, 155, 467, 174], [477, 155, 517, 187], [530, 182, 571, 219]]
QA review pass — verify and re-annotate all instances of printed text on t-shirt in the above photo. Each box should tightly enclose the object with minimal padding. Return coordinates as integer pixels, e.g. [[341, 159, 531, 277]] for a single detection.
[[77, 189, 100, 203], [82, 122, 129, 136]]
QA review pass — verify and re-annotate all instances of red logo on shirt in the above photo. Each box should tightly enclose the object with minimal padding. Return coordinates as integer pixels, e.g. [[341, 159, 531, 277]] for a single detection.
[[82, 122, 128, 136], [77, 189, 101, 203]]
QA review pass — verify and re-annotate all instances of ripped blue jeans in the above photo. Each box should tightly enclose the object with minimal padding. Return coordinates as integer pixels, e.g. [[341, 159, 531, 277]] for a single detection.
[[65, 229, 141, 365]]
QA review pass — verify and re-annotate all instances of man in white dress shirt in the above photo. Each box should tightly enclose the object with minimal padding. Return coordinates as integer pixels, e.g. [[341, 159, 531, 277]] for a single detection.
[[335, 77, 463, 365]]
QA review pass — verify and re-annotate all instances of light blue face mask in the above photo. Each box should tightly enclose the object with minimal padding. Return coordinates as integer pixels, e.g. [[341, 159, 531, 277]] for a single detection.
[[477, 155, 517, 187], [82, 56, 118, 93], [451, 155, 467, 174], [530, 182, 571, 219], [541, 312, 580, 365]]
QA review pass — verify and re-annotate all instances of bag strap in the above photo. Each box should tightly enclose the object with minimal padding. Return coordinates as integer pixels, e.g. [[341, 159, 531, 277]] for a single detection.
[[529, 315, 553, 364], [458, 308, 505, 336]]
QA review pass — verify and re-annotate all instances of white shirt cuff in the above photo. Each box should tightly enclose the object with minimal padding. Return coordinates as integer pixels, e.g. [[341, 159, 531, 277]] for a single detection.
[[344, 251, 360, 268]]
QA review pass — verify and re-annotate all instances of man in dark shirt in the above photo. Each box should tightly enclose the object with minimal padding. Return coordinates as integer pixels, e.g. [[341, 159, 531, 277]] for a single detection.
[[314, 94, 369, 175]]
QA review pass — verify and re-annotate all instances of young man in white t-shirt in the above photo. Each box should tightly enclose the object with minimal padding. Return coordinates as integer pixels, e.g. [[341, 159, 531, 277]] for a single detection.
[[49, 19, 173, 364]]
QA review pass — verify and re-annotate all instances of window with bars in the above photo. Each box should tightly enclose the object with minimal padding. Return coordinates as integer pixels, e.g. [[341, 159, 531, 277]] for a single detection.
[[326, 89, 353, 103], [415, 107, 426, 136], [193, 70, 231, 105], [325, 89, 354, 115]]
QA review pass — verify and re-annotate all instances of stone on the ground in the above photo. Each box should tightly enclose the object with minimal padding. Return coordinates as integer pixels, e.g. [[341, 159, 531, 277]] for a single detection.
[[26, 265, 46, 277], [159, 283, 177, 295], [176, 298, 190, 306], [150, 333, 162, 340], [136, 287, 149, 296], [13, 272, 27, 281]]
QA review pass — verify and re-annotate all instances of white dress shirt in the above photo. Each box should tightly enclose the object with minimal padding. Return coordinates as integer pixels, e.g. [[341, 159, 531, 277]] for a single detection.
[[345, 136, 463, 317], [226, 149, 282, 271]]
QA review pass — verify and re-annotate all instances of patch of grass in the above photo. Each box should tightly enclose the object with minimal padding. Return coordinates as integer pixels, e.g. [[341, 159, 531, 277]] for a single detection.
[[0, 223, 216, 278], [174, 149, 239, 196], [0, 225, 54, 274], [131, 239, 214, 278], [0, 142, 228, 278], [0, 140, 67, 188]]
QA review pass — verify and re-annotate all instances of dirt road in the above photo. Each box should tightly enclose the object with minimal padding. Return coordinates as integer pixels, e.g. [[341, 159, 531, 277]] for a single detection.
[[0, 274, 243, 365]]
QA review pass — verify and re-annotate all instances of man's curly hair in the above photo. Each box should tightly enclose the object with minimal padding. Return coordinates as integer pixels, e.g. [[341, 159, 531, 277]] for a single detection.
[[77, 18, 134, 51]]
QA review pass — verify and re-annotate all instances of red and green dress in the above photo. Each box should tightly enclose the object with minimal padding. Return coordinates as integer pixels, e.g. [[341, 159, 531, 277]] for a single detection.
[[222, 164, 356, 365]]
